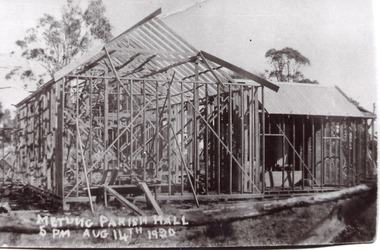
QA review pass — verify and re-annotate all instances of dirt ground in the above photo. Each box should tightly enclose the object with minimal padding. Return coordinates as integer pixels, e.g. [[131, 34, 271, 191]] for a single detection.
[[0, 184, 377, 248]]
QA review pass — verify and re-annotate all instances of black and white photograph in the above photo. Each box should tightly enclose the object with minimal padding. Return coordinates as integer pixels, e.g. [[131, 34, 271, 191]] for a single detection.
[[0, 0, 378, 248]]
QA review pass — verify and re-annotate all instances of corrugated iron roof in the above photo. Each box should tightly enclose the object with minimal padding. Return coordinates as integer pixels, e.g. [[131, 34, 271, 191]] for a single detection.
[[260, 82, 370, 118]]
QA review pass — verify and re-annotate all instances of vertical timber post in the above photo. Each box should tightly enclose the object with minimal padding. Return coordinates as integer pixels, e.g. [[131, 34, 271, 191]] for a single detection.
[[104, 76, 109, 171], [321, 118, 325, 188], [181, 81, 185, 195], [254, 87, 260, 192], [302, 117, 305, 190], [205, 82, 209, 194], [311, 117, 315, 189], [352, 120, 357, 185], [155, 81, 160, 196], [117, 77, 120, 172], [56, 77, 65, 206], [194, 60, 199, 194], [364, 119, 368, 180], [346, 120, 351, 186], [130, 80, 133, 174], [261, 86, 265, 192], [292, 116, 295, 190], [240, 86, 245, 193], [89, 78, 93, 184], [250, 87, 254, 193], [76, 77, 79, 196], [143, 80, 146, 181], [282, 117, 285, 190], [229, 85, 233, 194], [371, 116, 375, 179], [167, 80, 172, 196], [339, 120, 343, 188], [358, 119, 362, 183], [217, 77, 221, 194]]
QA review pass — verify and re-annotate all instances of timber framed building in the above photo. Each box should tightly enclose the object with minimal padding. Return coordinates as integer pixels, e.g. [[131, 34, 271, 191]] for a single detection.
[[8, 9, 376, 211]]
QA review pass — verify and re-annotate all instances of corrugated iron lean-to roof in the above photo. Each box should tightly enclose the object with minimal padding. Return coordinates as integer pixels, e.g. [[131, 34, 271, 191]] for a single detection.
[[259, 82, 372, 118]]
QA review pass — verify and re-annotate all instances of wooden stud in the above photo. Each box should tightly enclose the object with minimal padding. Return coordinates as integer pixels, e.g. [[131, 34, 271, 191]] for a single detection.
[[364, 119, 368, 179], [104, 76, 109, 171], [205, 82, 209, 194], [155, 81, 160, 196], [371, 117, 375, 179], [339, 121, 343, 188], [76, 77, 79, 196], [55, 78, 65, 198], [250, 87, 255, 193], [321, 118, 324, 188], [193, 60, 200, 194], [301, 117, 305, 190], [180, 81, 184, 195], [229, 85, 233, 194], [89, 78, 93, 184], [167, 80, 172, 196], [329, 119, 333, 185], [254, 87, 260, 192], [261, 87, 265, 192], [130, 80, 133, 173], [217, 78, 221, 194], [117, 77, 120, 172], [187, 100, 193, 190], [292, 117, 295, 190], [352, 120, 357, 184], [143, 80, 147, 181], [336, 123, 339, 185], [346, 120, 351, 186], [282, 117, 285, 190], [240, 86, 244, 193], [358, 120, 362, 183], [311, 117, 316, 189]]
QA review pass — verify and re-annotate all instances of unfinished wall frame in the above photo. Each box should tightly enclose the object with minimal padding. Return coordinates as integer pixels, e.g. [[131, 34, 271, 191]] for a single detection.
[[8, 9, 376, 210]]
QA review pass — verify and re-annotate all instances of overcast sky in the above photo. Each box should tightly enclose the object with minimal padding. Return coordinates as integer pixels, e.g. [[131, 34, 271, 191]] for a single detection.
[[0, 0, 378, 112]]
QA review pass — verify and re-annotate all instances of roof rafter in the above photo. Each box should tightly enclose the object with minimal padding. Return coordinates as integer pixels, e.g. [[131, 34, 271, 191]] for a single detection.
[[121, 54, 158, 77], [115, 53, 141, 71], [200, 51, 279, 91], [142, 55, 198, 78], [182, 65, 223, 81]]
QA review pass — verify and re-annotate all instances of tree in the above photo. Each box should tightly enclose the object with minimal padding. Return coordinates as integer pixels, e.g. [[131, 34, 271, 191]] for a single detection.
[[6, 0, 113, 86], [264, 47, 318, 84]]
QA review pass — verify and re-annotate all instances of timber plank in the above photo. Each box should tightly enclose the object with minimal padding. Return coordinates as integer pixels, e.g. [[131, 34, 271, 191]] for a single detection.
[[138, 182, 163, 216], [104, 186, 145, 216]]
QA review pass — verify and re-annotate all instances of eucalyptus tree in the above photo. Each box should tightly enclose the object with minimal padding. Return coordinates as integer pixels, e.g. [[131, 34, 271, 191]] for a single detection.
[[265, 47, 317, 83], [6, 0, 113, 86]]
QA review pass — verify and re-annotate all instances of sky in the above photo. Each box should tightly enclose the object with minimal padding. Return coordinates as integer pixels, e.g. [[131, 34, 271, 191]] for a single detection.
[[0, 0, 378, 112]]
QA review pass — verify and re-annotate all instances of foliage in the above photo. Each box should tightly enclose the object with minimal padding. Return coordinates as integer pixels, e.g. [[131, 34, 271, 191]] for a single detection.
[[6, 0, 113, 86], [228, 71, 247, 80], [0, 102, 16, 144], [264, 47, 318, 83]]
